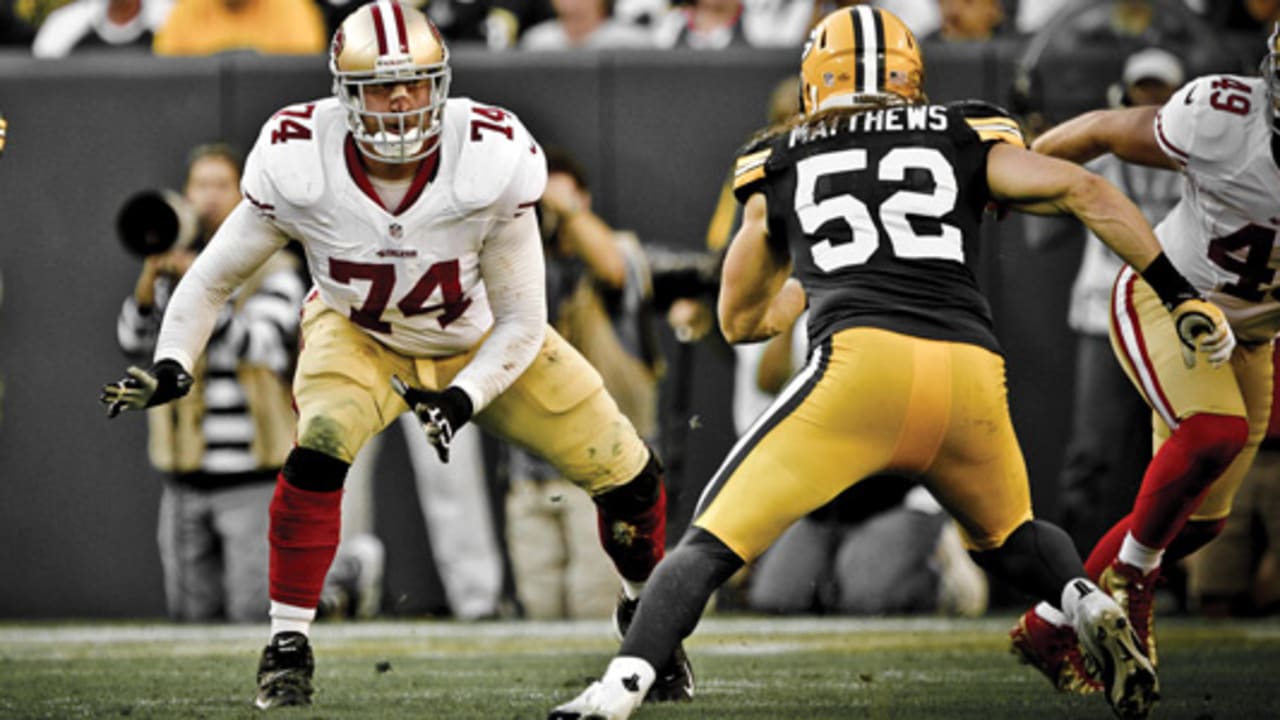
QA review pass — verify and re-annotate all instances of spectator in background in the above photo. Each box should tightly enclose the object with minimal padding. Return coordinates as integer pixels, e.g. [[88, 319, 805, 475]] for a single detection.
[[33, 0, 171, 57], [321, 0, 493, 44], [1204, 0, 1280, 34], [1, 0, 39, 44], [519, 0, 651, 49], [802, 1, 940, 44], [1052, 47, 1182, 554], [1186, 343, 1280, 617], [115, 143, 305, 623], [152, 0, 327, 56], [924, 0, 1006, 42], [654, 0, 750, 49], [506, 146, 665, 619]]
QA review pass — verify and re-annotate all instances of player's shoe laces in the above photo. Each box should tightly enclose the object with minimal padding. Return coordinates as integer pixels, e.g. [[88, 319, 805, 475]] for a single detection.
[[1100, 560, 1160, 667], [1010, 609, 1101, 694], [613, 594, 694, 702], [1073, 587, 1159, 720], [254, 631, 314, 709]]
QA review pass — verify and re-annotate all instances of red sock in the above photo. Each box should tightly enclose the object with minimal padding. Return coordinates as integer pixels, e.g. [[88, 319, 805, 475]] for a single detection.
[[1084, 413, 1245, 578], [598, 480, 667, 583], [268, 472, 343, 608]]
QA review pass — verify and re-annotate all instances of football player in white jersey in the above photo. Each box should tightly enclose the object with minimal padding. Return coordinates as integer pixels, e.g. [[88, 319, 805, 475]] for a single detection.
[[1010, 28, 1280, 697], [100, 0, 690, 709]]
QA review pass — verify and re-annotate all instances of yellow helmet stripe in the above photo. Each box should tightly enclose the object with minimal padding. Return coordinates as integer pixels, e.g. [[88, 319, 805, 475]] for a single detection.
[[1270, 21, 1280, 53]]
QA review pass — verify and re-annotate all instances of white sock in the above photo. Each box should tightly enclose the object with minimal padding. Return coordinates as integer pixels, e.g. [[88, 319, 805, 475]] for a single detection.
[[601, 655, 656, 696], [621, 578, 644, 601], [1117, 532, 1163, 573], [270, 600, 317, 639], [1060, 577, 1104, 626], [1033, 600, 1070, 627]]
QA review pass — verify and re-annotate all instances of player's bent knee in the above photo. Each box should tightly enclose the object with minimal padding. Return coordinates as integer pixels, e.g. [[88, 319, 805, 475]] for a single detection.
[[296, 415, 354, 464], [592, 450, 663, 516], [282, 447, 350, 493]]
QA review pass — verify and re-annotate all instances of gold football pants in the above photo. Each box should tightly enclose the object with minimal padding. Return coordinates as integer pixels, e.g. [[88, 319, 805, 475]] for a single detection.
[[293, 297, 648, 495], [1110, 266, 1272, 520], [695, 326, 1033, 561]]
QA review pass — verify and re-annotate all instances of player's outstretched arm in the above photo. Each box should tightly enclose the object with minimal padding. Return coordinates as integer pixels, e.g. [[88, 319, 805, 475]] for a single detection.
[[718, 193, 803, 344], [988, 142, 1233, 366], [1031, 105, 1176, 170], [101, 201, 287, 417]]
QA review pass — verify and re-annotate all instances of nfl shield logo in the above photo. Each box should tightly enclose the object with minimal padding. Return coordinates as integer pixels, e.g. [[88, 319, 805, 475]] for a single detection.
[[389, 223, 403, 239]]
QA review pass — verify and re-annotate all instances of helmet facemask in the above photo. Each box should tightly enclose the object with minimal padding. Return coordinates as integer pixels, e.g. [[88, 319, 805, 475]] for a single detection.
[[329, 0, 452, 164], [334, 64, 451, 163]]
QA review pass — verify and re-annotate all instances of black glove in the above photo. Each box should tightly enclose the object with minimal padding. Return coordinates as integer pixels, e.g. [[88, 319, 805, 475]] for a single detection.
[[391, 376, 474, 463], [100, 359, 194, 418]]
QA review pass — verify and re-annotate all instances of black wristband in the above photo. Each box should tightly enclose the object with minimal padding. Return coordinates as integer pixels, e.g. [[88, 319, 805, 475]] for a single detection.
[[148, 359, 194, 406], [1141, 252, 1199, 309], [440, 386, 474, 428]]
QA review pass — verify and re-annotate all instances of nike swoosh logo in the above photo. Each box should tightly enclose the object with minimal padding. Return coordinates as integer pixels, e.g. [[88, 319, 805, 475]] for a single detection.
[[1184, 87, 1196, 105]]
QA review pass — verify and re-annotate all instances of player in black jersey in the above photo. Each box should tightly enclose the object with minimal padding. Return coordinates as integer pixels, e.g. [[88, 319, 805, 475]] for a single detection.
[[548, 7, 1232, 720]]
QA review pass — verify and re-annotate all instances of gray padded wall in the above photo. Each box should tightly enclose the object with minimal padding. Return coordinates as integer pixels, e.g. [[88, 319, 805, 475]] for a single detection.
[[1, 44, 1090, 617]]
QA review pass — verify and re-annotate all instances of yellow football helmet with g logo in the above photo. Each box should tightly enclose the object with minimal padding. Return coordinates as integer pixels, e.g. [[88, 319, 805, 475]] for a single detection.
[[800, 5, 925, 115], [330, 0, 451, 163]]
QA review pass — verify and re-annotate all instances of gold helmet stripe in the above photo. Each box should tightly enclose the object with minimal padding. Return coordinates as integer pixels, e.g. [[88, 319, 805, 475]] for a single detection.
[[1270, 21, 1280, 54], [370, 0, 409, 56]]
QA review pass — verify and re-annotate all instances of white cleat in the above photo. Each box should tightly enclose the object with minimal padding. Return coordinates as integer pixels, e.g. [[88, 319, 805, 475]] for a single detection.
[[1071, 582, 1160, 720], [548, 657, 654, 720]]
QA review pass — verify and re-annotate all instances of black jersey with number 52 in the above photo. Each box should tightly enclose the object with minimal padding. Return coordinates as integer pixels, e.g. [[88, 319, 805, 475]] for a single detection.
[[732, 101, 1025, 356]]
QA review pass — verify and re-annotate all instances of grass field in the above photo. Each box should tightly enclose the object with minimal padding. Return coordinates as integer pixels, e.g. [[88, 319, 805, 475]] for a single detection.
[[2, 615, 1278, 719]]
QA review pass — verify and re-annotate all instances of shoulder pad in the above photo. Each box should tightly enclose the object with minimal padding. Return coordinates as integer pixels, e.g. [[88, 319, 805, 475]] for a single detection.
[[1155, 75, 1257, 167], [449, 99, 545, 213], [950, 100, 1026, 148], [243, 99, 334, 209]]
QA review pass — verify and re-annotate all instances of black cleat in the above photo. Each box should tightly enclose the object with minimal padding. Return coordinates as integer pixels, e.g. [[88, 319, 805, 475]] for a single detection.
[[254, 631, 315, 709], [613, 594, 694, 703]]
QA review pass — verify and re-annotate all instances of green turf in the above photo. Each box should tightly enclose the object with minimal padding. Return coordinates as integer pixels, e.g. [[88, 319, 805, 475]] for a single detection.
[[1, 616, 1277, 719]]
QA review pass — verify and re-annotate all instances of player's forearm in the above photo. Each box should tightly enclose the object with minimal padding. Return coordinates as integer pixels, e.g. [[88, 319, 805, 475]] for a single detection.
[[452, 213, 547, 411], [720, 276, 804, 345], [1066, 173, 1162, 272]]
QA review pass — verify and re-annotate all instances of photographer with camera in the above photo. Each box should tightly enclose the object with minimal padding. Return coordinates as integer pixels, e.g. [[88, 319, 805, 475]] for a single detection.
[[505, 145, 667, 620], [114, 143, 305, 623]]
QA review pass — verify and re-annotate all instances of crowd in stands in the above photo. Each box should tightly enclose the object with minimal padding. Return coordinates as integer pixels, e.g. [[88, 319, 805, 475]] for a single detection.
[[2, 0, 1277, 58]]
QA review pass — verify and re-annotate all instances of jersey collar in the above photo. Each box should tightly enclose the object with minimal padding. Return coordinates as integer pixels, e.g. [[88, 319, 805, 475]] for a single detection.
[[344, 135, 440, 216]]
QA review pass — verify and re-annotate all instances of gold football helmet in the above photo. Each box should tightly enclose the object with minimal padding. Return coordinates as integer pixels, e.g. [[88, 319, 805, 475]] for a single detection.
[[330, 0, 451, 163], [800, 6, 925, 115]]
